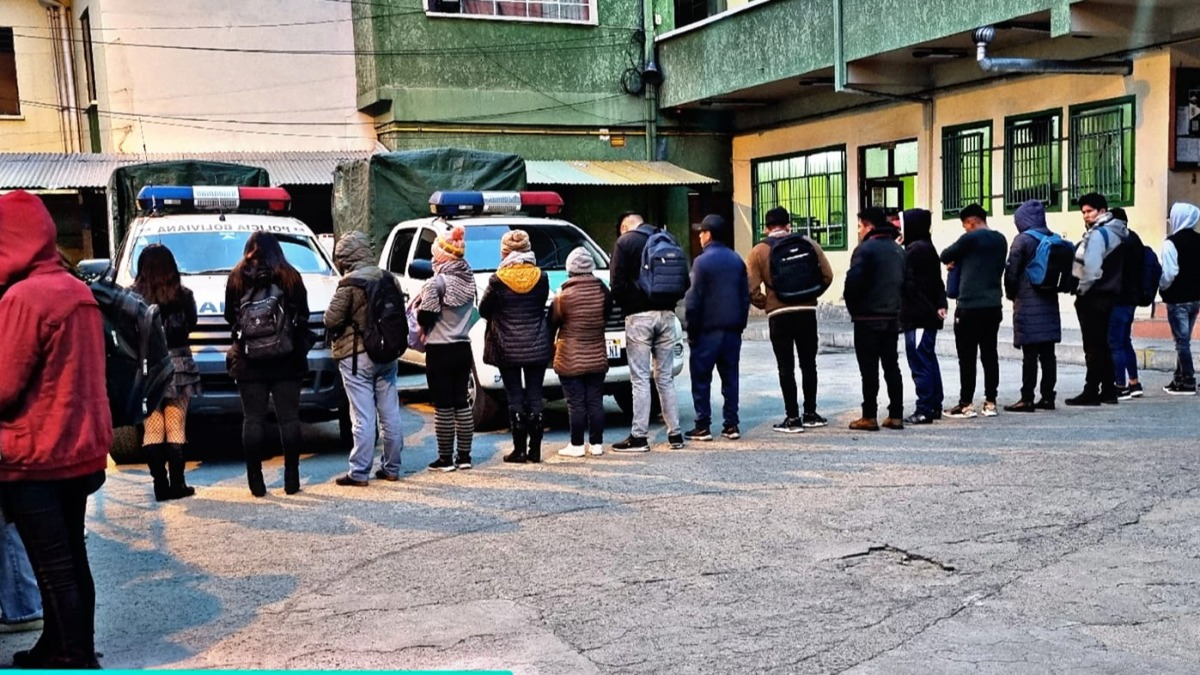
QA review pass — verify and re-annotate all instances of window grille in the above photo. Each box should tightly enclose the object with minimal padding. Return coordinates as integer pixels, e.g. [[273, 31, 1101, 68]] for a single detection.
[[752, 147, 847, 251], [942, 123, 991, 219], [1004, 111, 1061, 211], [1069, 98, 1134, 206]]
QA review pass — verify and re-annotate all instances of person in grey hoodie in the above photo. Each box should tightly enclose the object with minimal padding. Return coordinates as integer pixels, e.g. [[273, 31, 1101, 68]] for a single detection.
[[1002, 200, 1062, 412], [1068, 193, 1127, 405], [1160, 202, 1200, 395]]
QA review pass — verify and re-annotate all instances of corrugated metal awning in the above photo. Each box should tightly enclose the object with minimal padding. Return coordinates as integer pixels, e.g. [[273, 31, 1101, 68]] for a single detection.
[[0, 151, 376, 189], [525, 160, 718, 186]]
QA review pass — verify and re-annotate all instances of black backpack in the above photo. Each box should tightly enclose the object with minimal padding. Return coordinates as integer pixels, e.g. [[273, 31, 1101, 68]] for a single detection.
[[767, 233, 826, 303], [237, 284, 294, 360], [341, 271, 409, 372], [90, 273, 174, 428]]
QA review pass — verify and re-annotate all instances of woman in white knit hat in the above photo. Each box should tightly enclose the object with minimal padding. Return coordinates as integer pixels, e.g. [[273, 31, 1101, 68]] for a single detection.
[[549, 247, 612, 457]]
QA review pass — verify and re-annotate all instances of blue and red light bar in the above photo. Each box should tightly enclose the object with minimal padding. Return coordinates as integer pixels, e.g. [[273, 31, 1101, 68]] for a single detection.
[[430, 191, 564, 217], [137, 186, 291, 213]]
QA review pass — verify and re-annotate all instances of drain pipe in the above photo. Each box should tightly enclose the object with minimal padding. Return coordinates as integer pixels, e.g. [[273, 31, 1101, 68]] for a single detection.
[[973, 26, 1132, 76]]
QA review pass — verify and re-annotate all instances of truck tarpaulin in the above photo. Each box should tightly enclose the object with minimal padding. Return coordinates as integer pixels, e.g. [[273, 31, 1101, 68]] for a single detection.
[[332, 148, 526, 255]]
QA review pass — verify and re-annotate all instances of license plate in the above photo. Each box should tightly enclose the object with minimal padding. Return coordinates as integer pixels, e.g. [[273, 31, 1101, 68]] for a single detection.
[[606, 338, 623, 360]]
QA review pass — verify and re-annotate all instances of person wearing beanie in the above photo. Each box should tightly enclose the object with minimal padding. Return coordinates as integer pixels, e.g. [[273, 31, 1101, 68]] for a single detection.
[[419, 224, 478, 472], [899, 208, 947, 425], [550, 247, 612, 457], [1002, 200, 1062, 412], [479, 228, 552, 463]]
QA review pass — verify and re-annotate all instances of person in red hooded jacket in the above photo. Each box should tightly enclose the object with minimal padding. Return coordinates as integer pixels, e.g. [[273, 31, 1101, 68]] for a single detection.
[[0, 191, 110, 669]]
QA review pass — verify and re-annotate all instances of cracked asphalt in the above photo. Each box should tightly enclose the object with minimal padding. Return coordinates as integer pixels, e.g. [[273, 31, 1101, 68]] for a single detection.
[[9, 340, 1199, 673]]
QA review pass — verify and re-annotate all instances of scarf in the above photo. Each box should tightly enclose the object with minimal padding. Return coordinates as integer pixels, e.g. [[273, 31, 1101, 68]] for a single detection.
[[422, 257, 476, 311], [499, 250, 537, 269]]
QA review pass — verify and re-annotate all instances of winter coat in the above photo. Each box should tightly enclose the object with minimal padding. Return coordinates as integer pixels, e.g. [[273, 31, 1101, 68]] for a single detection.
[[223, 261, 311, 382], [940, 227, 1007, 310], [1073, 212, 1128, 296], [417, 258, 476, 345], [746, 230, 833, 316], [685, 240, 750, 336], [550, 274, 612, 377], [324, 231, 390, 361], [899, 209, 947, 331], [0, 191, 111, 482], [479, 256, 552, 367], [609, 224, 686, 315], [844, 224, 907, 322], [1161, 203, 1200, 304], [1004, 201, 1062, 347]]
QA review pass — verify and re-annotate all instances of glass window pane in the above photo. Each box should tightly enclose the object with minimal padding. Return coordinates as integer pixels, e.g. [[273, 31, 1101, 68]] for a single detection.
[[894, 140, 918, 176]]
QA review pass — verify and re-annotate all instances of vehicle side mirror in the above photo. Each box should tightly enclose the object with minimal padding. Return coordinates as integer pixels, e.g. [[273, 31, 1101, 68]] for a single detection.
[[77, 259, 111, 283], [408, 259, 434, 280]]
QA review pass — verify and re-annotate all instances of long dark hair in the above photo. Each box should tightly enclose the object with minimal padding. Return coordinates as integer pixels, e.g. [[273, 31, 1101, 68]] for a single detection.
[[227, 231, 302, 298], [133, 244, 185, 306]]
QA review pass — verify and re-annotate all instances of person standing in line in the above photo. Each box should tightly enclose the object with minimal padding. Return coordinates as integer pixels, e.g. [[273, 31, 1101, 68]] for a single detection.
[[940, 204, 1008, 419], [133, 244, 200, 501], [224, 231, 311, 496], [746, 207, 834, 433], [683, 215, 750, 442], [418, 225, 478, 471], [844, 207, 907, 431], [898, 208, 948, 425], [0, 523, 42, 634], [1067, 193, 1127, 406], [1002, 200, 1062, 412], [1107, 207, 1146, 400], [609, 212, 687, 452], [480, 230, 552, 464], [550, 248, 612, 458], [1160, 202, 1200, 395], [0, 191, 110, 668], [324, 232, 405, 486]]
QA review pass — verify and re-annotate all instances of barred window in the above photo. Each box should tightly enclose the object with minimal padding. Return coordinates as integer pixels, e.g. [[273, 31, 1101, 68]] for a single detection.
[[942, 122, 992, 219], [752, 146, 847, 251], [1069, 97, 1134, 206], [1004, 110, 1062, 212], [430, 0, 594, 23]]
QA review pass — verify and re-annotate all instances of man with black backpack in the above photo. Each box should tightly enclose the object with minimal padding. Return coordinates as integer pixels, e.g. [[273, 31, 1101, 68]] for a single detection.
[[325, 231, 407, 485], [1108, 207, 1151, 400], [610, 211, 689, 451], [746, 206, 834, 432]]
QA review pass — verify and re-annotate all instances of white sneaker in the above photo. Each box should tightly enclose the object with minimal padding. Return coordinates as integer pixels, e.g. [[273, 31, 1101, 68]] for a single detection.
[[981, 401, 998, 417], [557, 444, 586, 458], [588, 443, 604, 456]]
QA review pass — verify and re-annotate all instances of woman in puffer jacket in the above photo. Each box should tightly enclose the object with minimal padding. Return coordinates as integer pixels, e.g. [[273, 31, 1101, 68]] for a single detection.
[[479, 229, 552, 463], [550, 247, 612, 458]]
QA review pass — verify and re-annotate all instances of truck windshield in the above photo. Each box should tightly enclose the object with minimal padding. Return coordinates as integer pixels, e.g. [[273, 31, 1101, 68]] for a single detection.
[[127, 232, 334, 276], [462, 224, 608, 273]]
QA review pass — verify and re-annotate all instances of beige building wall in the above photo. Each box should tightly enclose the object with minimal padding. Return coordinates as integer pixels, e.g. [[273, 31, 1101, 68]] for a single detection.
[[72, 0, 376, 153], [733, 46, 1177, 307], [0, 1, 82, 152]]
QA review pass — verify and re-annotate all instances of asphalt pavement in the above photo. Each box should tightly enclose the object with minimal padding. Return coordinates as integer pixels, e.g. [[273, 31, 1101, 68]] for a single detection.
[[8, 340, 1200, 674]]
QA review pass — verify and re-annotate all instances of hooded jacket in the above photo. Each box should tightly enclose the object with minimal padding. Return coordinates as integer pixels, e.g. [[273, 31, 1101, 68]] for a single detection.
[[1073, 211, 1127, 296], [844, 223, 907, 323], [1160, 202, 1200, 304], [899, 209, 947, 331], [1004, 200, 1062, 347], [479, 252, 552, 367], [325, 231, 391, 361], [0, 191, 111, 481]]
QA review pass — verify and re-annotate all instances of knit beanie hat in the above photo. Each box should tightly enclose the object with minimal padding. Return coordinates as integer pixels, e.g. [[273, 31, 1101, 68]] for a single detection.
[[433, 224, 466, 262], [500, 229, 531, 258], [566, 247, 595, 276]]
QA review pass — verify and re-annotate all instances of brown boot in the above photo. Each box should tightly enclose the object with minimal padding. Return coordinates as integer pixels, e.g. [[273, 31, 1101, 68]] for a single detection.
[[881, 417, 905, 430], [848, 417, 880, 431]]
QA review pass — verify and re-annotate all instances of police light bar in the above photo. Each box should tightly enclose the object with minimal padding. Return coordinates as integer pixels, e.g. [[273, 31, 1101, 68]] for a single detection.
[[429, 191, 564, 217], [137, 186, 291, 212]]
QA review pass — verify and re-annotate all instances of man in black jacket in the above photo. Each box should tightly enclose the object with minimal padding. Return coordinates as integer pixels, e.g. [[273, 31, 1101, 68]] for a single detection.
[[899, 208, 947, 425], [844, 207, 907, 431]]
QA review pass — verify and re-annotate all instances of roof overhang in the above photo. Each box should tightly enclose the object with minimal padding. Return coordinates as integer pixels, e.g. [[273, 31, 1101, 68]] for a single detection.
[[524, 160, 718, 186]]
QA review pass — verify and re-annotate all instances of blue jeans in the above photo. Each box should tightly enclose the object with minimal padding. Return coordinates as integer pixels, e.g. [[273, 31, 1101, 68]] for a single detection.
[[689, 330, 742, 428], [0, 522, 41, 623], [338, 352, 404, 481], [1167, 301, 1200, 387], [625, 311, 681, 437], [904, 328, 943, 416], [1108, 304, 1138, 387]]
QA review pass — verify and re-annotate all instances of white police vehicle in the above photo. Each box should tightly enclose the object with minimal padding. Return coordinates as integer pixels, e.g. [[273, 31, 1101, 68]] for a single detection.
[[82, 186, 346, 462], [379, 190, 685, 429]]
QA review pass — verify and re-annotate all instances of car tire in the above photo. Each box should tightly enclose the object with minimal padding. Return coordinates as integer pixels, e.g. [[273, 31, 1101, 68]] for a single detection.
[[611, 384, 662, 419], [109, 426, 145, 465], [468, 368, 504, 431]]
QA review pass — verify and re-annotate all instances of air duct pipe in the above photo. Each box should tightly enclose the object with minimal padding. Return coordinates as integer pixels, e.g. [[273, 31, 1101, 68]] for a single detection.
[[973, 26, 1132, 76]]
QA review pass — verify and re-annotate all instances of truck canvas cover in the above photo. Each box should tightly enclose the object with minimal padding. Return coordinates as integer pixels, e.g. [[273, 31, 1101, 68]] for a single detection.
[[332, 148, 526, 255]]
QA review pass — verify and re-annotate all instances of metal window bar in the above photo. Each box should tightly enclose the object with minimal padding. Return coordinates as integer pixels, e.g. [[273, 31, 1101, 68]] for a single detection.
[[1070, 107, 1128, 204], [753, 151, 847, 249], [1005, 117, 1058, 209], [943, 130, 987, 216]]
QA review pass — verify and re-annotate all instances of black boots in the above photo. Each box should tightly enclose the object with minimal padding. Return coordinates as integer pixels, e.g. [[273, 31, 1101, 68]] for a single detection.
[[246, 454, 267, 497], [504, 411, 527, 463], [146, 444, 171, 502], [527, 412, 544, 464], [284, 450, 301, 495], [166, 444, 195, 499]]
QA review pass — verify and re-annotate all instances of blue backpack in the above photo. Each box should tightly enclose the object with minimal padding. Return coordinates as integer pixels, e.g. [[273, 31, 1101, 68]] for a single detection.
[[1025, 230, 1077, 293], [635, 226, 689, 304]]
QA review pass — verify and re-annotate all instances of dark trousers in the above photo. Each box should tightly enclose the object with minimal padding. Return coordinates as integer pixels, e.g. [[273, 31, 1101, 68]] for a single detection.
[[1075, 294, 1117, 397], [904, 328, 943, 416], [1020, 342, 1057, 403], [238, 377, 302, 461], [954, 307, 1002, 405], [689, 329, 742, 428], [768, 312, 818, 418], [562, 373, 605, 445], [500, 365, 546, 415], [0, 471, 105, 668], [425, 343, 473, 409], [854, 322, 904, 419], [1108, 303, 1138, 386]]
